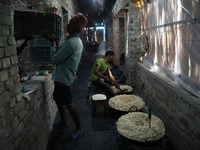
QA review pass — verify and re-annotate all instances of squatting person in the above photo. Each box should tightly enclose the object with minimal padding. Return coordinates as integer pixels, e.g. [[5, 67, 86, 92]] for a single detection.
[[90, 50, 121, 99]]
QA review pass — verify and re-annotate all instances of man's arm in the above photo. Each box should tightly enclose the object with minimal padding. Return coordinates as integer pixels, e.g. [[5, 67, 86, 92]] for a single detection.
[[50, 40, 73, 65], [43, 30, 73, 65], [95, 66, 109, 80], [108, 69, 120, 89]]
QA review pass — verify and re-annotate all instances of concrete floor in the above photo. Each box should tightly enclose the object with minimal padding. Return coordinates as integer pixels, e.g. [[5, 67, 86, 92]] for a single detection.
[[46, 51, 176, 150]]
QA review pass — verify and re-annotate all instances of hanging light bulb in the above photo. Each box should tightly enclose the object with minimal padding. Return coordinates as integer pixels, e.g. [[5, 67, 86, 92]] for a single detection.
[[131, 0, 142, 8]]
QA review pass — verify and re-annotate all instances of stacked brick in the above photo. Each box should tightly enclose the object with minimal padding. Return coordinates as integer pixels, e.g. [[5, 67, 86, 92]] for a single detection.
[[125, 2, 142, 85], [112, 18, 120, 66], [134, 63, 200, 150], [0, 0, 22, 149], [125, 1, 200, 150], [14, 75, 57, 150], [106, 18, 113, 50], [106, 13, 125, 66], [0, 1, 57, 150]]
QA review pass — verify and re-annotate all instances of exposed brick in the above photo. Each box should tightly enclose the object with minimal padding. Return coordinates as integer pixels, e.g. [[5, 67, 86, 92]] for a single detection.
[[0, 104, 10, 117], [12, 122, 24, 139], [5, 77, 14, 90], [5, 45, 17, 56], [0, 0, 11, 5], [0, 37, 8, 47], [0, 48, 4, 58], [29, 97, 37, 108], [8, 97, 16, 108], [1, 57, 11, 69], [1, 68, 57, 149], [14, 135, 23, 149], [21, 127, 28, 140], [11, 116, 19, 129], [4, 124, 12, 137], [17, 109, 26, 122], [10, 26, 14, 36], [7, 36, 16, 46], [9, 65, 19, 76], [112, 18, 120, 66], [15, 92, 23, 102], [0, 133, 8, 150], [2, 26, 10, 36], [18, 138, 29, 150], [0, 4, 11, 16], [24, 103, 30, 116], [0, 118, 5, 129], [13, 101, 25, 116], [4, 112, 14, 125], [0, 70, 8, 81], [133, 63, 200, 150], [13, 74, 20, 83], [0, 14, 12, 26], [10, 55, 18, 65], [0, 82, 6, 94], [6, 135, 15, 148], [0, 91, 9, 107], [9, 82, 21, 97], [0, 25, 1, 36], [23, 110, 33, 129]]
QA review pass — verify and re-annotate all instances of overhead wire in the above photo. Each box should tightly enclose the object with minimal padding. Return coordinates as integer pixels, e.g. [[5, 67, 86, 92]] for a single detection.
[[18, 0, 27, 6]]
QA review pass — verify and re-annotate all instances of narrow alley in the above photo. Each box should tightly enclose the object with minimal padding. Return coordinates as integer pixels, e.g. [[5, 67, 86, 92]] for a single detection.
[[46, 51, 175, 150], [46, 51, 120, 150]]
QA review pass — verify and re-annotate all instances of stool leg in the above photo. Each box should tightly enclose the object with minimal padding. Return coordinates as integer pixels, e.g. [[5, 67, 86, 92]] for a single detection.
[[101, 90, 104, 94], [88, 87, 92, 100]]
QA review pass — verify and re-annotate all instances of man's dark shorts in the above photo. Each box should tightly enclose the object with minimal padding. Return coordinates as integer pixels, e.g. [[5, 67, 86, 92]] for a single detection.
[[53, 81, 72, 106]]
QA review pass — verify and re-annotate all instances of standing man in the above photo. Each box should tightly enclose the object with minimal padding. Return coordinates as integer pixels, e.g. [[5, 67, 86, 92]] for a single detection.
[[44, 13, 87, 139], [90, 50, 120, 99]]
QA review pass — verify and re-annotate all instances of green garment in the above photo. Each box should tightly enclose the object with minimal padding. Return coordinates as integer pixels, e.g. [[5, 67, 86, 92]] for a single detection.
[[50, 37, 83, 86], [90, 58, 110, 81]]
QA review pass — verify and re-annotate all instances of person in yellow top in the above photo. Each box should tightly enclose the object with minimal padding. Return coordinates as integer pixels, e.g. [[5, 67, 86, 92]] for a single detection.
[[90, 50, 120, 98]]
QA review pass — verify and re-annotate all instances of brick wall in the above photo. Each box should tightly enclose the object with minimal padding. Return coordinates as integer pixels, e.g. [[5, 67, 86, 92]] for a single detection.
[[106, 13, 125, 66], [106, 18, 113, 51], [16, 75, 57, 150], [125, 2, 141, 85], [119, 17, 125, 55], [134, 63, 200, 150], [126, 1, 200, 150], [112, 17, 120, 66], [0, 1, 57, 149]]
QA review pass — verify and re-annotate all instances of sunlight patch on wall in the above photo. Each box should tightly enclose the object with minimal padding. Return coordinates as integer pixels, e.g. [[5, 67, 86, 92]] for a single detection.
[[174, 0, 182, 75]]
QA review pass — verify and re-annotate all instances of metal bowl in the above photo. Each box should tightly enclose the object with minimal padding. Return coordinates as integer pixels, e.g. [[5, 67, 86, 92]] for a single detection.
[[109, 104, 140, 119]]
